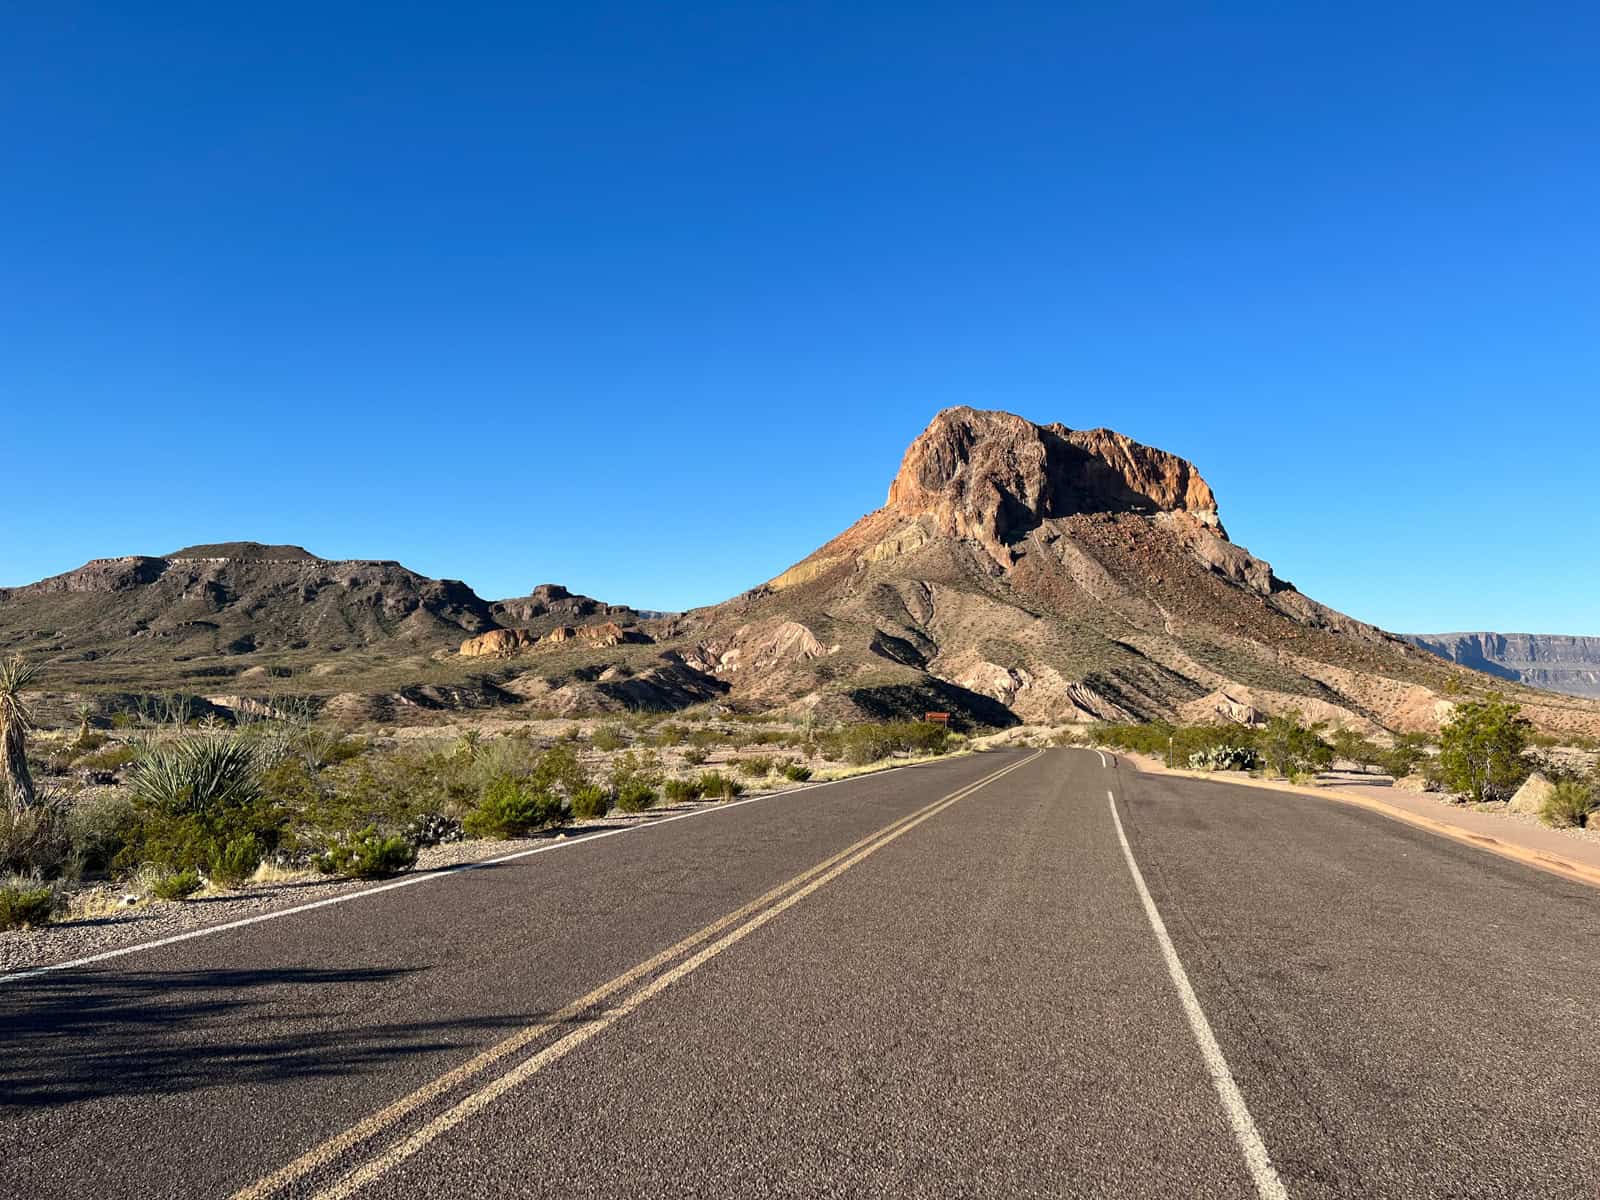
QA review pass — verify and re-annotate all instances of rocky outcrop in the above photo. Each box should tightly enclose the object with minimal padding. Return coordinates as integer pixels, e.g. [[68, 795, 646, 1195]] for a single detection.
[[884, 407, 1222, 568], [459, 620, 647, 658], [1403, 633, 1600, 699], [460, 628, 539, 658]]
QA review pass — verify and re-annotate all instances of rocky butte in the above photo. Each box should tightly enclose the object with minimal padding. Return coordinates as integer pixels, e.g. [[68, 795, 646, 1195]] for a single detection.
[[473, 407, 1599, 736]]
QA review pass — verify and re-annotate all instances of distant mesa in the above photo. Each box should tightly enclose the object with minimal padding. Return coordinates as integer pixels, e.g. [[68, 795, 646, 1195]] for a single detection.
[[166, 542, 322, 561]]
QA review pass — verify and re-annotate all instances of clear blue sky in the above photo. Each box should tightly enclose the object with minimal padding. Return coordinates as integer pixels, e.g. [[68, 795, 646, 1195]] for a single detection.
[[3, 3, 1596, 633]]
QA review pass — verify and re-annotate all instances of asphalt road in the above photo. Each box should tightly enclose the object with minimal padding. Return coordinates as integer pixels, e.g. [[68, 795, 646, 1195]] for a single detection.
[[3, 748, 1597, 1198]]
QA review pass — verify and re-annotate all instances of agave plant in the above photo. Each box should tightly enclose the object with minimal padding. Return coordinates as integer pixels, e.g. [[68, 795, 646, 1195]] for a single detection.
[[0, 655, 41, 810], [130, 735, 262, 817]]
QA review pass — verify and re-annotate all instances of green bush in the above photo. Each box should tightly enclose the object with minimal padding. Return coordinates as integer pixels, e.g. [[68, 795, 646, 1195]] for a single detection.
[[663, 778, 702, 804], [314, 827, 418, 879], [818, 721, 951, 765], [1089, 723, 1177, 757], [0, 883, 55, 929], [614, 781, 658, 814], [464, 775, 566, 838], [569, 785, 611, 820], [682, 747, 709, 766], [1540, 781, 1597, 829], [130, 736, 262, 816], [590, 723, 628, 751], [0, 800, 72, 878], [1378, 733, 1434, 780], [1257, 714, 1334, 779], [120, 735, 282, 878], [149, 867, 203, 901], [1438, 695, 1533, 802], [782, 763, 813, 782], [65, 792, 136, 876], [697, 771, 745, 802], [737, 756, 775, 778], [207, 834, 263, 887]]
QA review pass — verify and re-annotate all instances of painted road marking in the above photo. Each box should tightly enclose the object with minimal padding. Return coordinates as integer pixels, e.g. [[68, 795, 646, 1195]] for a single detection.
[[0, 753, 998, 988], [230, 751, 1042, 1200], [1108, 790, 1290, 1200]]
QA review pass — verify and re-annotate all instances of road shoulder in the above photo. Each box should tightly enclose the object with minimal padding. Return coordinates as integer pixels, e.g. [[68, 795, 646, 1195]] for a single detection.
[[1115, 752, 1600, 890]]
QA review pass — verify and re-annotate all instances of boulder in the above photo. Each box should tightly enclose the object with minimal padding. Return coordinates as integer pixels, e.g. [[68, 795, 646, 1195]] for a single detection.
[[1394, 774, 1433, 793], [1508, 772, 1556, 816]]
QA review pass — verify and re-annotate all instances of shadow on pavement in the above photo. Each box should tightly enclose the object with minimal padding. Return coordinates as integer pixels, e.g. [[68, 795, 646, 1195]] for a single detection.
[[0, 966, 542, 1110]]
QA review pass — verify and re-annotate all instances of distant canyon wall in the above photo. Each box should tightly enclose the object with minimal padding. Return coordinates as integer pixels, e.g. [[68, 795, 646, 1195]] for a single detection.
[[1403, 632, 1600, 699]]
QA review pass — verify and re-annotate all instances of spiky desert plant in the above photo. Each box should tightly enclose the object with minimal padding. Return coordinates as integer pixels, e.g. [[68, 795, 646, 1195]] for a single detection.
[[0, 656, 41, 810], [130, 735, 262, 817], [74, 701, 94, 741]]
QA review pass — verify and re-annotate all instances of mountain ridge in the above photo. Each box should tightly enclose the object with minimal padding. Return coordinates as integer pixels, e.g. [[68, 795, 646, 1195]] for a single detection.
[[4, 413, 1598, 738]]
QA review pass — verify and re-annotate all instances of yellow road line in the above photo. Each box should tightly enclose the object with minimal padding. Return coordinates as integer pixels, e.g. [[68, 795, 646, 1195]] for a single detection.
[[311, 748, 1043, 1200], [231, 750, 1040, 1200]]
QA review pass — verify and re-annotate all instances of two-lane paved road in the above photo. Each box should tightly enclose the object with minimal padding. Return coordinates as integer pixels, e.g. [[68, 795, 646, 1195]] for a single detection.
[[4, 749, 1597, 1197]]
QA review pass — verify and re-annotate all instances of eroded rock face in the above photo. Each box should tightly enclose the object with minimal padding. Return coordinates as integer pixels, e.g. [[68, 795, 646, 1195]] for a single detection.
[[885, 407, 1222, 567]]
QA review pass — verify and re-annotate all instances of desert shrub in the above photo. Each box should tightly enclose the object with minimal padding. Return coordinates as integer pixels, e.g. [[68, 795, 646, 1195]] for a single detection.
[[651, 724, 686, 748], [207, 834, 263, 887], [782, 763, 813, 782], [1539, 781, 1597, 830], [614, 781, 658, 814], [1257, 714, 1334, 779], [72, 730, 109, 754], [570, 785, 611, 820], [607, 750, 661, 814], [110, 711, 136, 731], [1166, 725, 1255, 769], [464, 775, 566, 839], [130, 736, 262, 815], [682, 747, 709, 766], [663, 778, 702, 804], [590, 723, 628, 751], [1329, 729, 1383, 772], [697, 771, 745, 802], [737, 756, 775, 778], [65, 791, 137, 876], [1090, 722, 1176, 757], [314, 826, 418, 879], [1438, 695, 1533, 803], [1379, 733, 1434, 780], [686, 728, 724, 750], [71, 743, 139, 773], [149, 867, 203, 901], [119, 735, 283, 878], [0, 799, 73, 878], [818, 721, 951, 766], [0, 882, 56, 929]]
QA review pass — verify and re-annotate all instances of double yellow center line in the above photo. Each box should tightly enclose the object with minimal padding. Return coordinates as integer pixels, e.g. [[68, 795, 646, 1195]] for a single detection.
[[233, 749, 1042, 1200]]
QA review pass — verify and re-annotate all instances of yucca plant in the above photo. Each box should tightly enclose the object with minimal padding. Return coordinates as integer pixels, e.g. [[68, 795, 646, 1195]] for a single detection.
[[0, 655, 41, 810], [130, 735, 262, 817]]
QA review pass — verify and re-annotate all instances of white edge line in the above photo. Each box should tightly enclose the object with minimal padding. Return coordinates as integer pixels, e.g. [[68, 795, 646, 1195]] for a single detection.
[[0, 750, 1015, 987], [1106, 789, 1290, 1200]]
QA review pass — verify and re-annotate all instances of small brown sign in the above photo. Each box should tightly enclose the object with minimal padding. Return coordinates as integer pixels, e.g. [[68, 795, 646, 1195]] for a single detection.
[[924, 712, 951, 725]]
